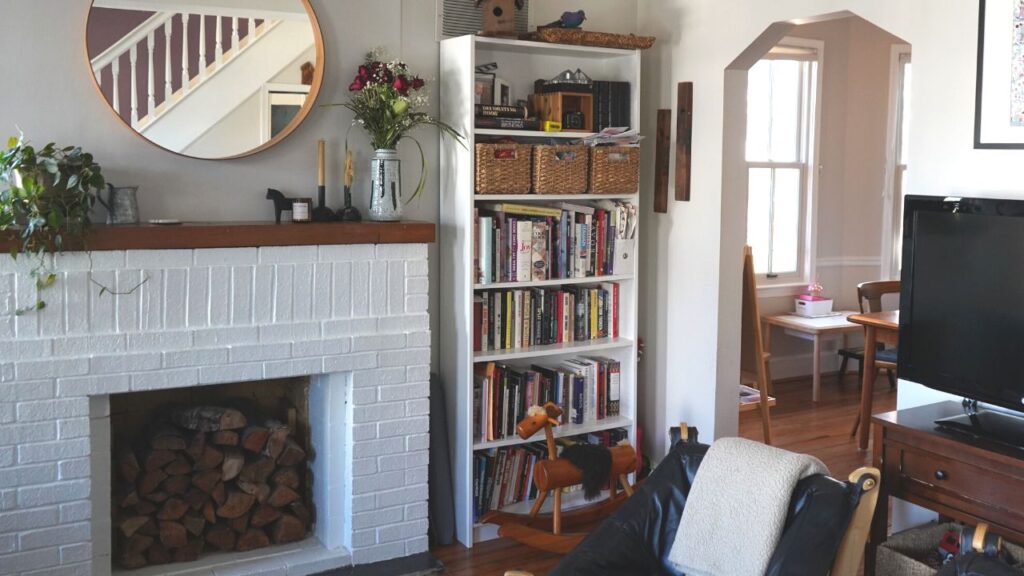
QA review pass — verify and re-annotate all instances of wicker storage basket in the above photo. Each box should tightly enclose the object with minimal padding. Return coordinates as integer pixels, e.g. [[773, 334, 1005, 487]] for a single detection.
[[589, 146, 640, 194], [475, 143, 533, 194], [525, 29, 656, 50], [877, 522, 1024, 576], [533, 145, 588, 195]]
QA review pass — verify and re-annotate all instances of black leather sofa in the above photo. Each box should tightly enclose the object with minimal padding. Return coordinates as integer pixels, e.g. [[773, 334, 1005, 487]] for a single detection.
[[550, 438, 863, 576]]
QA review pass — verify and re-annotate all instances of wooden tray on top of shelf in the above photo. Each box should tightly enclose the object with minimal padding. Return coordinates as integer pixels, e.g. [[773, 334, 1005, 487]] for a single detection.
[[522, 28, 656, 50]]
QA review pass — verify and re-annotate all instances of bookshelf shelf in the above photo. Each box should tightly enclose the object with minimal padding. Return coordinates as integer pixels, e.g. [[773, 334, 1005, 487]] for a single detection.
[[473, 337, 634, 363], [474, 274, 633, 290], [441, 34, 642, 547], [475, 128, 595, 139], [473, 193, 639, 202], [473, 415, 633, 450]]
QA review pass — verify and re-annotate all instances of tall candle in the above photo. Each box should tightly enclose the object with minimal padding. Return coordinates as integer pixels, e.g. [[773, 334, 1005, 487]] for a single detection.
[[317, 139, 325, 186], [344, 149, 354, 188]]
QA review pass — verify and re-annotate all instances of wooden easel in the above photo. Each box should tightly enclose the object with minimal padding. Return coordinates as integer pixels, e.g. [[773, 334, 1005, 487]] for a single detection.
[[481, 402, 636, 554], [741, 246, 774, 444]]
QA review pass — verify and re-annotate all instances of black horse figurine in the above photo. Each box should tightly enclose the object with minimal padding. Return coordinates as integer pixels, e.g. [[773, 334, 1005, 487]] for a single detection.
[[266, 188, 293, 224]]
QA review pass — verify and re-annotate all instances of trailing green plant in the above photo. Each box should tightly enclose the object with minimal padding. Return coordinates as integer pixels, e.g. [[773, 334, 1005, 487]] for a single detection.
[[1, 133, 105, 314]]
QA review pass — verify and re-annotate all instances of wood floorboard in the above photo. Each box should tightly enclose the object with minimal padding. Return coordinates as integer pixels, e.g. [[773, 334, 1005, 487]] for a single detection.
[[431, 372, 898, 575]]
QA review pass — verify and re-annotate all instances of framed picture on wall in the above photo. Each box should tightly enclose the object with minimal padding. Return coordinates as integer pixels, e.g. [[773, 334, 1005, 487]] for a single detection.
[[975, 0, 1024, 148]]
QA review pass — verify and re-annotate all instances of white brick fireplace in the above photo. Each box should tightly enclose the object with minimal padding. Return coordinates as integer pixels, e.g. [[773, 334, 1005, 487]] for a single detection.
[[0, 241, 432, 576]]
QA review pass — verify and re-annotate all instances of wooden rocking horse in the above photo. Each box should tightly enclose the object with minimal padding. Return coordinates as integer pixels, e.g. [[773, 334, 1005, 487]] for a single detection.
[[480, 402, 637, 554]]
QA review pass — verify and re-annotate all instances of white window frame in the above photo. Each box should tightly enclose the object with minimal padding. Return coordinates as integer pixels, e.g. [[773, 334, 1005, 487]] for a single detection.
[[880, 45, 912, 279], [747, 37, 824, 295]]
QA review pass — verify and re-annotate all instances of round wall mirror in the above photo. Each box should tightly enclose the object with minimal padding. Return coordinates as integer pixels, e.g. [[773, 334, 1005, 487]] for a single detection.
[[86, 0, 323, 160]]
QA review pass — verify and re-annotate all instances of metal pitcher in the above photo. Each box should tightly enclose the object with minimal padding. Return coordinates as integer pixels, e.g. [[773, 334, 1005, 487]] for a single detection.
[[98, 184, 140, 224]]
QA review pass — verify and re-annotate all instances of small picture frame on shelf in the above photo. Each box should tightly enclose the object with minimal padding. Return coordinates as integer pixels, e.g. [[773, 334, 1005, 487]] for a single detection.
[[494, 77, 512, 106], [475, 74, 495, 105]]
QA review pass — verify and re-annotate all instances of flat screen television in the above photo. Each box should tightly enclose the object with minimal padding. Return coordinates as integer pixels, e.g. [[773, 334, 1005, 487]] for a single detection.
[[900, 195, 1024, 448]]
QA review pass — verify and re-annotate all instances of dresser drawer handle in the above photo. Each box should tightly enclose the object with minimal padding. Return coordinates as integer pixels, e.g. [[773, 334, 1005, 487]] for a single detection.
[[935, 470, 948, 481]]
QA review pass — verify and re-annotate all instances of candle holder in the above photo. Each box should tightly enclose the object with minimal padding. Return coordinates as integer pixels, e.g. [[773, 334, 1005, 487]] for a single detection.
[[337, 149, 362, 221], [313, 139, 336, 222], [312, 185, 336, 222]]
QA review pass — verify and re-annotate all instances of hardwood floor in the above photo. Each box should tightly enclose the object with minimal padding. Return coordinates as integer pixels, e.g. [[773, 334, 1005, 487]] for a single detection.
[[432, 372, 898, 576]]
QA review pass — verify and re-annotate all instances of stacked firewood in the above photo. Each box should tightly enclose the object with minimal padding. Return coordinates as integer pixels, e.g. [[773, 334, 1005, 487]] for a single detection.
[[114, 406, 311, 568]]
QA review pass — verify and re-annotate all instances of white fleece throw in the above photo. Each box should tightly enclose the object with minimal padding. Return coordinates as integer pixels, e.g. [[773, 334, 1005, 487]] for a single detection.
[[667, 437, 829, 576]]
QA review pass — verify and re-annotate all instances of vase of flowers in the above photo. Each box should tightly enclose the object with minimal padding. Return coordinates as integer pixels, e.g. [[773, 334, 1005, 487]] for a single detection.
[[335, 50, 463, 221]]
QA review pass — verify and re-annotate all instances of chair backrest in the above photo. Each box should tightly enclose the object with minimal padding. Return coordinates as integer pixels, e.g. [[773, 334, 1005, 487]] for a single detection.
[[830, 467, 882, 576], [857, 280, 900, 313]]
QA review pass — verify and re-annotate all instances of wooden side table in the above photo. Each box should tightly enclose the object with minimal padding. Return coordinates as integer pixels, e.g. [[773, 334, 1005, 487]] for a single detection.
[[867, 402, 1024, 575], [761, 312, 861, 402]]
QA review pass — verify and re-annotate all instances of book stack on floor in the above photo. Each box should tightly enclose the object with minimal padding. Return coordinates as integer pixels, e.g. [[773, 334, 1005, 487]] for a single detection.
[[475, 104, 541, 131], [473, 357, 622, 443], [472, 428, 629, 521], [475, 201, 635, 284], [473, 283, 619, 352]]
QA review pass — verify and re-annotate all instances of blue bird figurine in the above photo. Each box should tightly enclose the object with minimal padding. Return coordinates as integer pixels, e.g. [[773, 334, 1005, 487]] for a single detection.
[[546, 10, 587, 29]]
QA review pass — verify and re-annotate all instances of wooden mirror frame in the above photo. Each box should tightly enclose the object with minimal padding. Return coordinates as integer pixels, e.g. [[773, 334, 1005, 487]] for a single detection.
[[84, 0, 325, 160]]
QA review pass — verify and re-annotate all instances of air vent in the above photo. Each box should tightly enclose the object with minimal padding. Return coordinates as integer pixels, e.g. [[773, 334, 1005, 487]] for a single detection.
[[440, 0, 530, 39]]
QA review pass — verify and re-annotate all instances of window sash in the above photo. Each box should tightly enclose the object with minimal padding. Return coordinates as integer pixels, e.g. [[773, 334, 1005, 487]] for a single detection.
[[746, 54, 818, 284], [748, 164, 808, 280]]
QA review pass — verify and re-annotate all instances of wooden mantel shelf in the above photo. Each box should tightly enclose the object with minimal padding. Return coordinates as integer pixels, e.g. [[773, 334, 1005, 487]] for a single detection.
[[0, 221, 436, 252]]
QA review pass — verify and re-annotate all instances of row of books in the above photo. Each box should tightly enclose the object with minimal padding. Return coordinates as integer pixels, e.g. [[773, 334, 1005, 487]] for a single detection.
[[475, 201, 634, 285], [472, 428, 629, 520], [472, 357, 622, 443], [473, 284, 619, 352]]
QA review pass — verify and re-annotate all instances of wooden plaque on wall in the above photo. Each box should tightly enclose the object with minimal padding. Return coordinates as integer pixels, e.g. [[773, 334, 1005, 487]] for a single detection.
[[676, 82, 694, 202], [655, 109, 672, 213]]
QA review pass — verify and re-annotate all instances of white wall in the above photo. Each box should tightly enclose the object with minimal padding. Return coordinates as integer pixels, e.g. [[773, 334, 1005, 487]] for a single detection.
[[637, 0, 1023, 458], [529, 0, 637, 34]]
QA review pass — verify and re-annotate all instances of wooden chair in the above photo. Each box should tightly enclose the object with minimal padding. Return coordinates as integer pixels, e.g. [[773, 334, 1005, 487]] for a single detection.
[[837, 280, 900, 388], [741, 246, 773, 445]]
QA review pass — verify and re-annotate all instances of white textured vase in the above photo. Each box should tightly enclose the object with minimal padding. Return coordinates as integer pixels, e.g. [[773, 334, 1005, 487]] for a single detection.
[[368, 148, 402, 222]]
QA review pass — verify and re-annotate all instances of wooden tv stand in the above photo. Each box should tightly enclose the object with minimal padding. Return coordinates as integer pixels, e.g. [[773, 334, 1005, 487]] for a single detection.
[[866, 402, 1024, 575]]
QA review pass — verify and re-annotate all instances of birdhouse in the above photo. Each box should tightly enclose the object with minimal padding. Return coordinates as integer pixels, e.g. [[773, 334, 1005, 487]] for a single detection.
[[477, 0, 524, 37]]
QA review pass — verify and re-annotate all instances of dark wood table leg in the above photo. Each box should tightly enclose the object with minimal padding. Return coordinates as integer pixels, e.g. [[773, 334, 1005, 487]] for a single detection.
[[865, 419, 888, 576], [858, 326, 877, 450]]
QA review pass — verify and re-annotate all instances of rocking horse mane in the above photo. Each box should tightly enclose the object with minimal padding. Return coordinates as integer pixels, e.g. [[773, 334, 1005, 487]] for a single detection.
[[561, 443, 612, 500]]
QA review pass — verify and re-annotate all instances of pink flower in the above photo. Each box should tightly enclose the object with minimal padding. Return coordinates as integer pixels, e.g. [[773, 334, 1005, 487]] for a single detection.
[[358, 65, 370, 80], [349, 77, 365, 91], [393, 75, 411, 95]]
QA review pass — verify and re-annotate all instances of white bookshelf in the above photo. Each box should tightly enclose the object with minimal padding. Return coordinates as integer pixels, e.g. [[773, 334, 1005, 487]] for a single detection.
[[440, 34, 642, 547]]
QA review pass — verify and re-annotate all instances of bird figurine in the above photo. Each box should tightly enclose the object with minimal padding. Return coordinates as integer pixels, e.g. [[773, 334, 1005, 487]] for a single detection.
[[545, 10, 587, 29]]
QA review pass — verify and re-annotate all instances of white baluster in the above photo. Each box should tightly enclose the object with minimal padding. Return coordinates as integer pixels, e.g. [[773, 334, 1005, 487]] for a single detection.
[[163, 20, 172, 102], [181, 13, 190, 89], [112, 58, 121, 116], [129, 44, 139, 126], [231, 17, 239, 54], [248, 17, 255, 44], [146, 31, 155, 116], [215, 16, 223, 63], [198, 15, 207, 79]]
